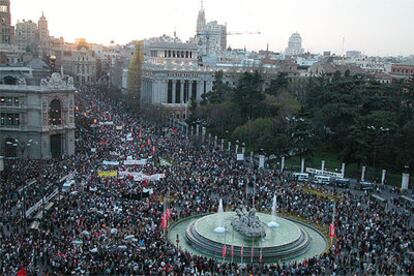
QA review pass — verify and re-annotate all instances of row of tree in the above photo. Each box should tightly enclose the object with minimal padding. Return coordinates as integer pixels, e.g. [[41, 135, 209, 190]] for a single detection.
[[189, 70, 414, 172]]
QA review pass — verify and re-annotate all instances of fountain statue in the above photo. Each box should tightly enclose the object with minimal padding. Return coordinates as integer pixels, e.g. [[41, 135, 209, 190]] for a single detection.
[[214, 199, 226, 233], [231, 207, 266, 238], [268, 195, 280, 228]]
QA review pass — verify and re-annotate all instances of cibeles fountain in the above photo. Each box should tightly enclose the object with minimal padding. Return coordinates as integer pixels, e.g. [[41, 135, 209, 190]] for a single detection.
[[168, 197, 327, 263]]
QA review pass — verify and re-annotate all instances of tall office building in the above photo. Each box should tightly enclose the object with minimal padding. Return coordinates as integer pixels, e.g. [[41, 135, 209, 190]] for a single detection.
[[38, 12, 49, 44], [285, 32, 304, 56], [15, 19, 37, 51], [0, 0, 14, 45]]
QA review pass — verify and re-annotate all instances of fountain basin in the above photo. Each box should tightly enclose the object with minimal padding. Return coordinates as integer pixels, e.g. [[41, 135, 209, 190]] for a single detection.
[[168, 212, 327, 263]]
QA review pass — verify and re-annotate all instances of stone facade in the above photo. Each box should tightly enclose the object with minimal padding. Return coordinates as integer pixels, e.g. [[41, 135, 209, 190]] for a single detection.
[[0, 0, 14, 45], [0, 73, 76, 159], [139, 36, 213, 119]]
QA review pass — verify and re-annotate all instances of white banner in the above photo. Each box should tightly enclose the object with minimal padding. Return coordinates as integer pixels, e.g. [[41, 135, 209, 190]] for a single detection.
[[119, 171, 165, 182], [126, 133, 133, 141], [237, 154, 244, 161], [103, 160, 120, 166], [99, 121, 114, 126], [123, 159, 147, 166], [116, 126, 123, 130], [305, 167, 343, 178]]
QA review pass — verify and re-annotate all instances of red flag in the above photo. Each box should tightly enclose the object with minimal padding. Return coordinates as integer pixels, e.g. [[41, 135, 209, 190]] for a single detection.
[[222, 244, 227, 258], [231, 245, 234, 257], [161, 213, 168, 230], [166, 208, 172, 220], [17, 267, 27, 276], [143, 179, 149, 188], [152, 146, 156, 155], [330, 223, 336, 238]]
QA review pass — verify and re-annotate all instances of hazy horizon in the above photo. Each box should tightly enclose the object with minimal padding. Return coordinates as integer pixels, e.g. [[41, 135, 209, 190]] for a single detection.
[[11, 0, 414, 56]]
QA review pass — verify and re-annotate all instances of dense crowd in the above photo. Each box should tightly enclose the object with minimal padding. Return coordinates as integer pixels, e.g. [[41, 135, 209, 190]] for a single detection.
[[1, 86, 413, 275]]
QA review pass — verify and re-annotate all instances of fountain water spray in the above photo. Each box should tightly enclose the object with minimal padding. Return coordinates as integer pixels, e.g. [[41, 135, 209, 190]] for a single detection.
[[268, 194, 280, 228], [214, 199, 226, 233]]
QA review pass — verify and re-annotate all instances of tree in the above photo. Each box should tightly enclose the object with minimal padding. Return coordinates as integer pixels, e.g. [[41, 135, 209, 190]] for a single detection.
[[205, 71, 231, 104], [232, 71, 265, 121], [266, 72, 289, 97]]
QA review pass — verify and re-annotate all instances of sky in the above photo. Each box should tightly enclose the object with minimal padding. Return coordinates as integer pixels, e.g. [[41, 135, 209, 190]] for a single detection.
[[11, 0, 414, 56]]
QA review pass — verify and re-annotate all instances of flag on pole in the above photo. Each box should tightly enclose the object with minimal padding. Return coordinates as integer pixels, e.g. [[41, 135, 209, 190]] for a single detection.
[[166, 208, 172, 220], [161, 213, 168, 230], [231, 245, 234, 257], [222, 244, 227, 258], [329, 223, 336, 239], [240, 244, 244, 262], [259, 248, 263, 263]]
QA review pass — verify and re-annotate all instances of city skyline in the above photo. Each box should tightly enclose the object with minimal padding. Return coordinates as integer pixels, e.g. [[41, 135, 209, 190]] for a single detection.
[[11, 0, 414, 56]]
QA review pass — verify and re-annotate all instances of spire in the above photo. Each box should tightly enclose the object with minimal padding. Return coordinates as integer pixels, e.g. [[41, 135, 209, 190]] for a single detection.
[[196, 0, 206, 33]]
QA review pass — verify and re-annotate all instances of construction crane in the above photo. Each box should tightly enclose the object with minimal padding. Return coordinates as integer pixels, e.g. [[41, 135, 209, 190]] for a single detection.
[[227, 31, 261, 36]]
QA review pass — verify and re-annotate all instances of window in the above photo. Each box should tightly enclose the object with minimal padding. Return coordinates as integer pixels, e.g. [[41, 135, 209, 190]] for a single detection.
[[13, 97, 19, 106], [0, 113, 19, 127], [0, 96, 5, 105], [49, 99, 62, 126], [0, 5, 8, 13]]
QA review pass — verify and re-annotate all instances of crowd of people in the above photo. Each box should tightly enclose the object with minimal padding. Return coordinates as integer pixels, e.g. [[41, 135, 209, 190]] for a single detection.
[[1, 86, 413, 275]]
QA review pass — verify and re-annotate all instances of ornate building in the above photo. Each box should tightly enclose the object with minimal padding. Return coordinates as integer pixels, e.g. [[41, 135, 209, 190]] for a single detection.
[[0, 73, 75, 159], [138, 36, 213, 119], [0, 0, 14, 45]]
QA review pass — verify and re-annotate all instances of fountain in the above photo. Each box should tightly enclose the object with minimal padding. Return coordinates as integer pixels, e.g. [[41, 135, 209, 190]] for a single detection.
[[168, 202, 328, 263], [214, 199, 226, 233], [267, 195, 280, 228]]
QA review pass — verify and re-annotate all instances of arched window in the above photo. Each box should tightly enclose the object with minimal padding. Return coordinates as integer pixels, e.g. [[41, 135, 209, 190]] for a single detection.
[[49, 99, 62, 125], [3, 76, 17, 85], [4, 138, 17, 157]]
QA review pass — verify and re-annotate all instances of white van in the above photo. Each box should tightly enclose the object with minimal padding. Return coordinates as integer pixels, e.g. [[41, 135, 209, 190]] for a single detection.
[[293, 173, 310, 182], [312, 175, 331, 185]]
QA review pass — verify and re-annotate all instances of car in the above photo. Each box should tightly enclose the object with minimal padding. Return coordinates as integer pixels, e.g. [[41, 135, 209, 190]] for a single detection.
[[331, 178, 350, 188]]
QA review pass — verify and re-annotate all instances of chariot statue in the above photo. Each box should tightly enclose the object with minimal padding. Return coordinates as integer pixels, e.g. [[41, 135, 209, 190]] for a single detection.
[[231, 207, 266, 238]]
